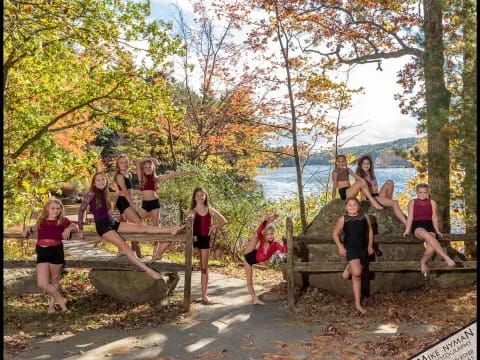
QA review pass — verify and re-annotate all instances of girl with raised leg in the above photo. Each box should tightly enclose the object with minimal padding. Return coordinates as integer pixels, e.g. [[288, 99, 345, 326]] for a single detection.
[[243, 213, 287, 305], [403, 183, 456, 275], [77, 172, 182, 280], [355, 154, 407, 226], [186, 187, 227, 304], [23, 198, 78, 313], [136, 158, 196, 261], [333, 197, 374, 314]]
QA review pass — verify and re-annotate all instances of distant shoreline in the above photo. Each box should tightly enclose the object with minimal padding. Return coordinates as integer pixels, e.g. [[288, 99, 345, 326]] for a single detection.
[[259, 165, 414, 170]]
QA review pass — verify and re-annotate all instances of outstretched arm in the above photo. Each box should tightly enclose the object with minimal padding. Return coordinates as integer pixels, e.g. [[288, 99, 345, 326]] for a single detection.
[[157, 170, 197, 183]]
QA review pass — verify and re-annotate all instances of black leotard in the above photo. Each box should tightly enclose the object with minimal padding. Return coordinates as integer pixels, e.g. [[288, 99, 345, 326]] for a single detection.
[[343, 214, 368, 261]]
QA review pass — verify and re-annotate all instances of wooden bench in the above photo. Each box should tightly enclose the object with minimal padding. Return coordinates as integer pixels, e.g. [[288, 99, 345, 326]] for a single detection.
[[285, 217, 477, 311], [4, 217, 195, 312]]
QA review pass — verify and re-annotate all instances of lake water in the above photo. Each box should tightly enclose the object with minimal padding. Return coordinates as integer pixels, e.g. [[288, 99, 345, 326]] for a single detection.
[[254, 165, 417, 201]]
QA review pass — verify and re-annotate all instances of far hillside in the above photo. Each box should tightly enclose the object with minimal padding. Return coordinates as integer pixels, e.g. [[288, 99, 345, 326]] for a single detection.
[[269, 137, 418, 168]]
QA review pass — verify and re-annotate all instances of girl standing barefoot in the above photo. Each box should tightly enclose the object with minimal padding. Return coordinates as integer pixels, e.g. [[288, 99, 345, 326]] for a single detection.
[[186, 187, 227, 304], [333, 197, 374, 314], [77, 172, 182, 280], [403, 183, 456, 275], [243, 213, 287, 305], [23, 198, 78, 313]]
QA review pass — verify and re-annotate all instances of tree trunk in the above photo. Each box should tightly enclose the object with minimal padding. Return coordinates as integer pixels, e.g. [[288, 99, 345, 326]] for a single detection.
[[461, 0, 476, 258], [423, 0, 451, 232]]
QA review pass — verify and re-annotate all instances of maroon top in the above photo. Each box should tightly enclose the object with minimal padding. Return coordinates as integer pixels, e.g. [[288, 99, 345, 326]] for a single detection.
[[77, 191, 112, 230], [255, 221, 287, 263], [413, 198, 433, 221], [193, 210, 212, 236], [141, 175, 159, 191], [37, 218, 72, 246], [333, 168, 349, 182]]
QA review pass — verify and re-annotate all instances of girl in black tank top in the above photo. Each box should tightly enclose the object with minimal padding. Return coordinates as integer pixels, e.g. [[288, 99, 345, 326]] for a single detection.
[[333, 197, 374, 314]]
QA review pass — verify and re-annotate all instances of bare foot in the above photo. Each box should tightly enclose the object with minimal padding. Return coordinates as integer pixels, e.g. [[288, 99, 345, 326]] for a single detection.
[[342, 265, 351, 279], [373, 203, 384, 210], [116, 252, 125, 257], [57, 296, 68, 312], [446, 258, 456, 267], [171, 226, 184, 236], [146, 269, 162, 280], [355, 304, 367, 314], [253, 298, 265, 306]]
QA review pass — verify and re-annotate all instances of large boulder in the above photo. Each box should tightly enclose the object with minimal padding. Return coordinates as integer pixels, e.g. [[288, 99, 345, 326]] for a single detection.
[[89, 258, 179, 303]]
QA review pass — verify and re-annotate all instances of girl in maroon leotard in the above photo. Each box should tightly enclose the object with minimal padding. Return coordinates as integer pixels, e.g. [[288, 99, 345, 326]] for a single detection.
[[23, 198, 78, 313], [77, 172, 183, 280], [136, 158, 196, 261], [243, 213, 287, 305], [355, 154, 407, 226], [186, 187, 227, 304], [403, 183, 455, 275]]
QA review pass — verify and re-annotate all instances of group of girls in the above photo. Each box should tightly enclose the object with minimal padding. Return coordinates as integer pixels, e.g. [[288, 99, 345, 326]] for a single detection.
[[25, 154, 286, 313], [25, 151, 455, 314], [331, 154, 456, 313]]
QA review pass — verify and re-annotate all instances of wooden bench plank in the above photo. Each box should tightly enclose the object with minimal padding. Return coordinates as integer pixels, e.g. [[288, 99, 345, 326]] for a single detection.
[[4, 231, 186, 243], [294, 261, 477, 272], [294, 233, 477, 244], [4, 260, 186, 272]]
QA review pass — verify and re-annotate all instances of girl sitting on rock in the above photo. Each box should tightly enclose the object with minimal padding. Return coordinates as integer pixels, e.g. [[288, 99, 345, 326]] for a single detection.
[[243, 213, 287, 305], [355, 154, 407, 226], [403, 183, 455, 275], [23, 198, 79, 313], [78, 172, 182, 280], [331, 154, 383, 210], [332, 197, 374, 314]]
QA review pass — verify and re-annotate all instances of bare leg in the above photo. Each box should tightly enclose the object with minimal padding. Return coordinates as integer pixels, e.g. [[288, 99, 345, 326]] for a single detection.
[[102, 230, 162, 279], [117, 222, 182, 235], [379, 180, 394, 199], [349, 259, 366, 314], [48, 263, 63, 313], [199, 249, 210, 303], [420, 242, 435, 274], [244, 260, 264, 305], [37, 263, 67, 312], [359, 184, 384, 210], [373, 197, 407, 226], [116, 213, 126, 256], [342, 264, 351, 279], [122, 207, 143, 257], [414, 229, 455, 267], [151, 209, 172, 260]]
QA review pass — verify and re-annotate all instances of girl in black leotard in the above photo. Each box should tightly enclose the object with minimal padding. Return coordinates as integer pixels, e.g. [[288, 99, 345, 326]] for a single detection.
[[114, 154, 143, 257], [333, 197, 374, 314]]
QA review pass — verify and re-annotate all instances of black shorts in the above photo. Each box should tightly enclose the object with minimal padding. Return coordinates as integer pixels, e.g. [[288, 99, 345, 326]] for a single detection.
[[244, 249, 259, 266], [141, 199, 160, 212], [412, 220, 435, 234], [372, 194, 384, 207], [115, 196, 130, 214], [193, 235, 211, 249], [95, 217, 121, 237], [338, 187, 349, 200], [36, 244, 65, 265], [346, 247, 368, 263]]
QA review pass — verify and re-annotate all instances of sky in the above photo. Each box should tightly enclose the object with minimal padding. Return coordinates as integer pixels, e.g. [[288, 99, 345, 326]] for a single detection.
[[147, 0, 421, 148]]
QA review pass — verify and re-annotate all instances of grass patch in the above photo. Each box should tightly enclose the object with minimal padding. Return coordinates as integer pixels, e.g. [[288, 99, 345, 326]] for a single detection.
[[3, 270, 190, 357]]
